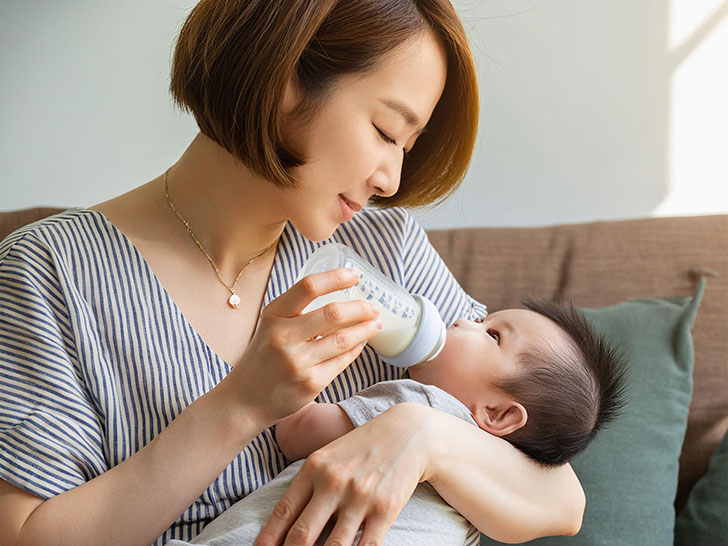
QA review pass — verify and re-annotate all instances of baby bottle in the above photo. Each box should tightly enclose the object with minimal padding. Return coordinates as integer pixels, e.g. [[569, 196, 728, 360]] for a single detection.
[[297, 243, 447, 368]]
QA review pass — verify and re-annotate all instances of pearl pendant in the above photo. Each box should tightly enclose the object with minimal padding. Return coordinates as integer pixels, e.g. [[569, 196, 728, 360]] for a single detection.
[[228, 293, 241, 309]]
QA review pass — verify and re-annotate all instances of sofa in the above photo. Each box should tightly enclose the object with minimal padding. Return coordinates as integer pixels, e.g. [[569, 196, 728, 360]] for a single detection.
[[2, 208, 726, 543]]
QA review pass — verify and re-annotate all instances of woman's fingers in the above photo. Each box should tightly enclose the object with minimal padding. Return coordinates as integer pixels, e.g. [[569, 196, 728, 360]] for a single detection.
[[307, 317, 382, 370], [272, 460, 371, 546], [312, 341, 368, 389], [301, 299, 381, 340], [281, 495, 343, 546], [266, 268, 361, 318], [230, 270, 385, 425], [256, 405, 428, 545], [254, 479, 312, 546], [321, 512, 366, 546], [355, 515, 394, 546]]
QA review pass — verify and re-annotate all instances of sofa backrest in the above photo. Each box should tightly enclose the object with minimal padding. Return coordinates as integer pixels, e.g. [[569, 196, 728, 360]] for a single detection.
[[428, 214, 727, 510]]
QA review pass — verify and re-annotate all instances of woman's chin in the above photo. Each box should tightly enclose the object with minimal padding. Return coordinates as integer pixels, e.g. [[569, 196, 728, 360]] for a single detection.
[[290, 218, 340, 243]]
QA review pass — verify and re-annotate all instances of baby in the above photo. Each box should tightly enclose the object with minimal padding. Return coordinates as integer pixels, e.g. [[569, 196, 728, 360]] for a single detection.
[[169, 299, 627, 546]]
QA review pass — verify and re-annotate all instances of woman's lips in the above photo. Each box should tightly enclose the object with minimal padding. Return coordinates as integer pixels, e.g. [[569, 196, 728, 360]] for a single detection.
[[341, 195, 362, 212], [339, 194, 356, 221]]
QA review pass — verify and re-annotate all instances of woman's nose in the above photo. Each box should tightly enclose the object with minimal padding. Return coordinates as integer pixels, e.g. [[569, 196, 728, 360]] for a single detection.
[[369, 154, 402, 198]]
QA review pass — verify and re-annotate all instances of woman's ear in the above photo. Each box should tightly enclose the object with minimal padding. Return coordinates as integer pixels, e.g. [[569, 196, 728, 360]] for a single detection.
[[472, 402, 528, 437]]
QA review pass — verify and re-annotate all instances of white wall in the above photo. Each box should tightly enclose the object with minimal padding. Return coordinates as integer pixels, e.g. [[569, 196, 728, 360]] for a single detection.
[[1, 0, 726, 228]]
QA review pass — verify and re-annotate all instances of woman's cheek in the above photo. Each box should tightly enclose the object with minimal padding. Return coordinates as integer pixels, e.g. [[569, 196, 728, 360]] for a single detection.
[[337, 139, 380, 183], [357, 136, 387, 175]]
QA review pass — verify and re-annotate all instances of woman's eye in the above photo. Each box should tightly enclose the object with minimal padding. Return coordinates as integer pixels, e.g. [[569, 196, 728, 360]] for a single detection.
[[375, 126, 397, 146], [487, 329, 500, 344]]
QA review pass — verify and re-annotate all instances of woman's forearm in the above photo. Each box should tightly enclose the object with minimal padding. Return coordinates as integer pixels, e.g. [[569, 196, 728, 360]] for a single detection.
[[417, 404, 585, 544], [13, 383, 266, 546]]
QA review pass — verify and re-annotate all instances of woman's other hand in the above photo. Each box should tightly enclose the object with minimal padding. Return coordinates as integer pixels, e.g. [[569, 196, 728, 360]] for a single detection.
[[254, 402, 432, 546], [217, 268, 382, 428]]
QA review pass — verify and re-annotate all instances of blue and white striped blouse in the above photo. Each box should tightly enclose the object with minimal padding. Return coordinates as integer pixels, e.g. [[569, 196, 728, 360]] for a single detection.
[[0, 207, 486, 545]]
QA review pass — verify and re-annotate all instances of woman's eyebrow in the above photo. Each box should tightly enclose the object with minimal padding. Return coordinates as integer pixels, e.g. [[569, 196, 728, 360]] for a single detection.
[[379, 98, 426, 135]]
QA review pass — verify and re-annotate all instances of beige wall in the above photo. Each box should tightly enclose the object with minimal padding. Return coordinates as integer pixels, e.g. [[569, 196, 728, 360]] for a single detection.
[[1, 0, 726, 227]]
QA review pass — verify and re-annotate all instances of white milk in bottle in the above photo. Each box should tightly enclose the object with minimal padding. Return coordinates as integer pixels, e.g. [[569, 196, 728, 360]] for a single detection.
[[297, 243, 446, 367]]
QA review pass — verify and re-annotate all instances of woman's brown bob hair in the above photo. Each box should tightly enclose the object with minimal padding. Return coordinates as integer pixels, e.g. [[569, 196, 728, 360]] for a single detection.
[[170, 0, 478, 209]]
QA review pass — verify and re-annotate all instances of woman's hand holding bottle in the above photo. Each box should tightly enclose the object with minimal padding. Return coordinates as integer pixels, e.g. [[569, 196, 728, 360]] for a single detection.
[[218, 268, 382, 428]]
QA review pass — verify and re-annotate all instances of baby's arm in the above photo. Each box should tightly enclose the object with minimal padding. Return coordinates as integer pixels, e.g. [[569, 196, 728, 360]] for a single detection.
[[276, 402, 354, 461]]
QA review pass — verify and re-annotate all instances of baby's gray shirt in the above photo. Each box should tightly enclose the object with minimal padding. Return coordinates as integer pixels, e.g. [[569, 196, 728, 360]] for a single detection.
[[168, 379, 481, 546]]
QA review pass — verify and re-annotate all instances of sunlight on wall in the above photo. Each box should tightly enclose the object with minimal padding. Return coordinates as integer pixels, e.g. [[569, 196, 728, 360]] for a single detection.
[[654, 0, 728, 216], [669, 0, 726, 47], [1, 1, 725, 226]]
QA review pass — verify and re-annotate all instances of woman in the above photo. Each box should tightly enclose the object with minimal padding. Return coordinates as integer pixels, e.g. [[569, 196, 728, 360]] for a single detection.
[[0, 1, 585, 545]]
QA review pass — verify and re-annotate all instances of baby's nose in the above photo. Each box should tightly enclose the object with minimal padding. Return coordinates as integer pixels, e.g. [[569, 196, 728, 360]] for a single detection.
[[454, 318, 479, 330]]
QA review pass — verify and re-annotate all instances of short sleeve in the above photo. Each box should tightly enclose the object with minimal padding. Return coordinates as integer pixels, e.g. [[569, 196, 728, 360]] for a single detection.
[[400, 211, 486, 324], [337, 379, 476, 427], [1, 234, 107, 499]]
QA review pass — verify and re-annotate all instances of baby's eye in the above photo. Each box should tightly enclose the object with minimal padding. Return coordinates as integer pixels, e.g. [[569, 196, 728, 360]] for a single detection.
[[474, 316, 485, 324], [487, 329, 500, 344]]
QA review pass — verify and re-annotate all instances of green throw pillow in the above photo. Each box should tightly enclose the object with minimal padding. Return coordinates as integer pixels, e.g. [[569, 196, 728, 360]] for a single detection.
[[481, 280, 705, 546], [674, 428, 728, 545]]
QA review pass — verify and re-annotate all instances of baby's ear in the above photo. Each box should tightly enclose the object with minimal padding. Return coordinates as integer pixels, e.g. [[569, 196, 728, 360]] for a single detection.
[[472, 402, 527, 436]]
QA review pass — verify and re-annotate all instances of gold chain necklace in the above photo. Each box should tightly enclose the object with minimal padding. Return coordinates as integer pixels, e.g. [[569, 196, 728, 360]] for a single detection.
[[163, 168, 277, 309]]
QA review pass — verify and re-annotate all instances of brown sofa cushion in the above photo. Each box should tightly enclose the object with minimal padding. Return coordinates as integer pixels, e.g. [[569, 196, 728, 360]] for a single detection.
[[428, 215, 728, 510], [0, 207, 66, 241]]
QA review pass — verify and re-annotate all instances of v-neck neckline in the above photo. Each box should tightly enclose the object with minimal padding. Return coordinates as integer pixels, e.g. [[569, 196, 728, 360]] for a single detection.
[[74, 207, 292, 371]]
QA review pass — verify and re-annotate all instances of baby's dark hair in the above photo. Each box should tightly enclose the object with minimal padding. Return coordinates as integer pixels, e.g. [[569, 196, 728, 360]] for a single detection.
[[493, 299, 628, 467]]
